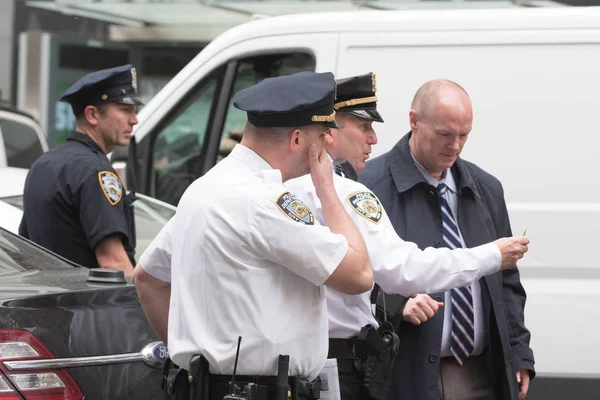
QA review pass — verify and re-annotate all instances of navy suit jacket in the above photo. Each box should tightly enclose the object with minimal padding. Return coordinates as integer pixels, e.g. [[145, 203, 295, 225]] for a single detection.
[[359, 133, 534, 400]]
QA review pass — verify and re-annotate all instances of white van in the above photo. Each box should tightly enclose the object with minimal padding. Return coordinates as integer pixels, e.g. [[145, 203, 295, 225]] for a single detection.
[[117, 7, 600, 399]]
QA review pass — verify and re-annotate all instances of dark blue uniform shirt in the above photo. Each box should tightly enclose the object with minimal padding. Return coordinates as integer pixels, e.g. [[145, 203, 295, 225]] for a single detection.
[[19, 131, 136, 268]]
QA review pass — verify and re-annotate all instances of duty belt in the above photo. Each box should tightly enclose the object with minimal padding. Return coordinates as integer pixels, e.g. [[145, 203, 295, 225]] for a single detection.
[[328, 338, 368, 360], [208, 374, 321, 400]]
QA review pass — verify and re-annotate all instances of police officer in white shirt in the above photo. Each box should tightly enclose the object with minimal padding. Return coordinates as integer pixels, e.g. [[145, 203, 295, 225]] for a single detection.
[[284, 73, 530, 400], [133, 71, 373, 400]]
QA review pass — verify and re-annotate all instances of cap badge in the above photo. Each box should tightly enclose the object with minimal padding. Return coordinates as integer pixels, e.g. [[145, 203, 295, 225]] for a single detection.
[[131, 67, 138, 92], [372, 73, 377, 93]]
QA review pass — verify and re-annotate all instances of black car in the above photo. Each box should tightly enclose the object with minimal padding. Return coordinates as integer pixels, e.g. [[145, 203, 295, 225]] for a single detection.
[[0, 227, 167, 399]]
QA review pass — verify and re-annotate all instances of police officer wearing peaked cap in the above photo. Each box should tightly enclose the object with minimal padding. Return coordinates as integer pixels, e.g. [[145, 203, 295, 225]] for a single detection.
[[19, 64, 143, 276], [334, 72, 384, 123], [285, 72, 530, 400], [232, 70, 339, 129], [133, 71, 373, 400]]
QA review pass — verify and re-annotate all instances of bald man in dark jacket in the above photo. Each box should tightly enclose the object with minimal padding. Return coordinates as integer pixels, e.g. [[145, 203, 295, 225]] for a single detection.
[[359, 80, 534, 400]]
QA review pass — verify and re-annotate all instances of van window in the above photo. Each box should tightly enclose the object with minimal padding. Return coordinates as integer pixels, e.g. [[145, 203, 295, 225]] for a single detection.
[[0, 118, 44, 168], [151, 71, 223, 205], [148, 52, 314, 206], [217, 53, 315, 162]]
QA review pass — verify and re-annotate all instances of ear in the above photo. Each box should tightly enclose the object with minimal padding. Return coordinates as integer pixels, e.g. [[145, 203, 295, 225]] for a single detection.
[[409, 110, 418, 132], [289, 128, 303, 153], [83, 105, 100, 126], [324, 128, 336, 146]]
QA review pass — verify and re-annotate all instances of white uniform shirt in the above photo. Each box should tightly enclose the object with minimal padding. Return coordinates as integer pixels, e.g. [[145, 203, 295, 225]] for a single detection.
[[285, 160, 501, 339], [140, 144, 349, 380]]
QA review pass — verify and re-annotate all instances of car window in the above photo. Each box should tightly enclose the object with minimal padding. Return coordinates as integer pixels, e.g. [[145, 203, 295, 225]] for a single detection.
[[135, 194, 176, 221], [151, 71, 223, 206], [0, 228, 77, 276], [1, 194, 174, 257], [217, 53, 315, 162], [134, 195, 176, 255], [0, 118, 44, 169]]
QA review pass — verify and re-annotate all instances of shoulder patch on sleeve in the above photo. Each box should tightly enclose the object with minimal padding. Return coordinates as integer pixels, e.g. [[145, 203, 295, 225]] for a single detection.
[[276, 192, 314, 225], [348, 191, 382, 224], [98, 171, 123, 205]]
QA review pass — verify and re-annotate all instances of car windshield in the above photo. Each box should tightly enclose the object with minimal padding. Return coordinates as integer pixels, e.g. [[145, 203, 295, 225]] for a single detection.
[[0, 194, 176, 256], [0, 227, 76, 276]]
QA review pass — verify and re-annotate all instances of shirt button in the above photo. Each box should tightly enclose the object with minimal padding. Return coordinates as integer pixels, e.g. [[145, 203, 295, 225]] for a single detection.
[[434, 241, 442, 248], [429, 355, 438, 363], [434, 296, 443, 302]]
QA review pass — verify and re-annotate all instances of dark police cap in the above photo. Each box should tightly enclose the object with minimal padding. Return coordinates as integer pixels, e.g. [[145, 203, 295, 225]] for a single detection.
[[335, 72, 384, 123], [233, 71, 338, 129], [59, 64, 144, 115]]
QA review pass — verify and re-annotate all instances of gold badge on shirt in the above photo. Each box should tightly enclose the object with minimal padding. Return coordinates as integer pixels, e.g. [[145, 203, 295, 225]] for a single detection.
[[276, 192, 314, 225], [98, 171, 123, 205], [348, 191, 382, 224]]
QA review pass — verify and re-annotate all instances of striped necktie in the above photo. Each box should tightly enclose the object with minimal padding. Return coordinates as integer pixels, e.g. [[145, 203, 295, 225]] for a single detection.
[[438, 183, 475, 366]]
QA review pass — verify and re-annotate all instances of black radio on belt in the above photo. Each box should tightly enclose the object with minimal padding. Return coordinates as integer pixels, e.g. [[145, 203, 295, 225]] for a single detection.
[[223, 337, 254, 400], [222, 337, 290, 400]]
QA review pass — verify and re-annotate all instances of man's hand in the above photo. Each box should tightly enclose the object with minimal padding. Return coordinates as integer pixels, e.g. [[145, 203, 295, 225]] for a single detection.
[[517, 369, 530, 399], [402, 294, 444, 325], [309, 144, 335, 198], [494, 236, 530, 270]]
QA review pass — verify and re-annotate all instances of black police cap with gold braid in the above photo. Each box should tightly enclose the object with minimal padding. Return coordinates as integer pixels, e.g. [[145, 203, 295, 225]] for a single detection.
[[59, 64, 144, 115], [334, 72, 384, 123], [233, 71, 339, 129]]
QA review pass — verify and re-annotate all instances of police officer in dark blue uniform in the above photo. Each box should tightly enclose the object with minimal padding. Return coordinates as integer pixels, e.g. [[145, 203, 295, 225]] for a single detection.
[[19, 64, 143, 275]]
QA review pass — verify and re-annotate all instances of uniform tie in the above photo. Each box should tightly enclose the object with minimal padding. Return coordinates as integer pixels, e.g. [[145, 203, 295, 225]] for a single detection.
[[438, 183, 474, 366]]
